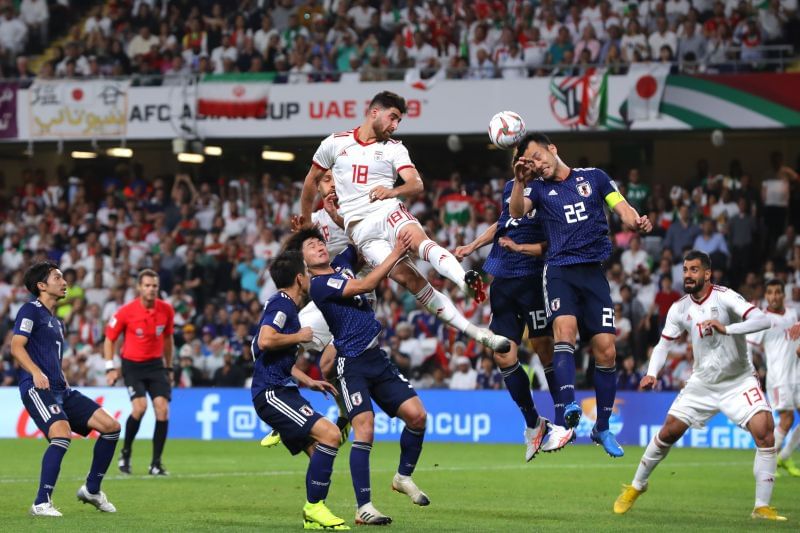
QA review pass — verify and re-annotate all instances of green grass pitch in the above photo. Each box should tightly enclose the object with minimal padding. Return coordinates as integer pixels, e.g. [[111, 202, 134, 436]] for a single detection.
[[0, 439, 797, 531]]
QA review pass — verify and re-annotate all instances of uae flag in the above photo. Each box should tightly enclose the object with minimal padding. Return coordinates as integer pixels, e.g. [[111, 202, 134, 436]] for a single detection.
[[197, 79, 269, 118], [625, 63, 671, 121]]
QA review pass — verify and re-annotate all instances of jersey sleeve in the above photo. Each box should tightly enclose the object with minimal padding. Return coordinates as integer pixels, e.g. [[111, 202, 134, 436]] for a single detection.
[[593, 169, 626, 209], [392, 142, 414, 173], [261, 298, 298, 334], [13, 303, 36, 338], [659, 303, 684, 340], [164, 303, 175, 336], [331, 244, 358, 271], [719, 288, 757, 320], [524, 182, 539, 209], [310, 274, 349, 304], [312, 134, 336, 170], [105, 306, 127, 341]]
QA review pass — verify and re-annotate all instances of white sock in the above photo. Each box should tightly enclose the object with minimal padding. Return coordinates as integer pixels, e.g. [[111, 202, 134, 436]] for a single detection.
[[414, 283, 478, 338], [779, 428, 800, 461], [632, 435, 672, 491], [774, 426, 787, 451], [418, 239, 467, 292], [754, 446, 777, 508]]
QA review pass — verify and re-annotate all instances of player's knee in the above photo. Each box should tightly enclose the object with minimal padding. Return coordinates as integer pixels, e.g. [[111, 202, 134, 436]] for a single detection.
[[406, 410, 427, 432], [492, 351, 517, 368], [48, 422, 71, 440], [107, 418, 122, 434], [319, 423, 341, 449]]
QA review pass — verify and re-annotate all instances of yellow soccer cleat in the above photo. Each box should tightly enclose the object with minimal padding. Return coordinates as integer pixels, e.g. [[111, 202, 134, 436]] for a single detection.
[[613, 484, 646, 514], [260, 430, 281, 448], [303, 501, 350, 530], [778, 457, 800, 477], [751, 506, 787, 521]]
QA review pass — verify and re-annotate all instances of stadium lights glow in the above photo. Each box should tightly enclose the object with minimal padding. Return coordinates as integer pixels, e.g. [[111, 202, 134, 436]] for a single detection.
[[203, 145, 223, 156], [71, 151, 98, 159], [261, 150, 295, 162], [106, 147, 133, 158], [177, 152, 205, 164]]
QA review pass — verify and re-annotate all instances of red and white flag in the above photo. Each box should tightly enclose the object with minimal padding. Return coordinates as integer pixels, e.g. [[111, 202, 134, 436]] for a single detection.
[[197, 82, 269, 118]]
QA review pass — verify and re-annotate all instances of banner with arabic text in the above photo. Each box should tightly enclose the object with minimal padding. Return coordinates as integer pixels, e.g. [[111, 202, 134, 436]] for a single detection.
[[0, 82, 17, 139], [27, 80, 130, 138]]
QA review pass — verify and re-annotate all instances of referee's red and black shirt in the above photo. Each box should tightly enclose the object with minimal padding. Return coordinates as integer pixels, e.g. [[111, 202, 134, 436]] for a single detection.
[[105, 299, 175, 362]]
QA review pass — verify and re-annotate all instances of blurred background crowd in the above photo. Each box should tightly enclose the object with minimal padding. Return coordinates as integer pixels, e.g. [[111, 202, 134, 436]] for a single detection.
[[0, 0, 797, 84], [0, 147, 798, 392]]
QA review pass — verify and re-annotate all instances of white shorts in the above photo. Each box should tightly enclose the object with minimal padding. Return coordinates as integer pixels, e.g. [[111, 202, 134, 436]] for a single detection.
[[668, 375, 772, 429], [766, 381, 800, 411], [346, 200, 420, 268], [299, 301, 332, 353]]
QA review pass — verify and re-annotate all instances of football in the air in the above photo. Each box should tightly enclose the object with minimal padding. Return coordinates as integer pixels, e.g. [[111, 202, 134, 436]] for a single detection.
[[488, 111, 526, 149]]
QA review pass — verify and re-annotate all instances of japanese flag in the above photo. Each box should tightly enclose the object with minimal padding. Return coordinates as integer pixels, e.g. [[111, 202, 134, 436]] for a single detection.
[[626, 63, 671, 121]]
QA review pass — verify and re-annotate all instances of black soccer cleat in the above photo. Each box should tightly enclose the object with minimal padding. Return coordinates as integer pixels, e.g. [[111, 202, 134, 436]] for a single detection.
[[464, 270, 487, 303], [118, 451, 131, 475], [149, 462, 169, 476]]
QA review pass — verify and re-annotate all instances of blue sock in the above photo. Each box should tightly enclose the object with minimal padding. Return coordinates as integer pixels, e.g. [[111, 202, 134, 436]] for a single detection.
[[307, 443, 337, 503], [36, 438, 70, 505], [544, 365, 565, 426], [594, 365, 617, 432], [552, 342, 576, 409], [350, 441, 372, 507], [86, 431, 119, 494], [500, 362, 539, 429], [398, 427, 425, 476]]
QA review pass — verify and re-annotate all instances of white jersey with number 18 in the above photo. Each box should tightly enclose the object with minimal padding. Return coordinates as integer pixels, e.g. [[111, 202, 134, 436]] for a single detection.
[[312, 127, 415, 229]]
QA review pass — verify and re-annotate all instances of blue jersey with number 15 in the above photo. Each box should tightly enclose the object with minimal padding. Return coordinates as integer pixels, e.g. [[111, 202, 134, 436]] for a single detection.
[[13, 300, 67, 394], [526, 167, 621, 266]]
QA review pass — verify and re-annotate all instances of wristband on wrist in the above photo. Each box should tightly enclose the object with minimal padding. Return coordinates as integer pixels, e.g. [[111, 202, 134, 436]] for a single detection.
[[105, 360, 115, 371]]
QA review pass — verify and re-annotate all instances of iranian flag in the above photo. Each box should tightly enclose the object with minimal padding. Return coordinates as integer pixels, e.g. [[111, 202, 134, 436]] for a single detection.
[[197, 79, 269, 118], [625, 63, 671, 121]]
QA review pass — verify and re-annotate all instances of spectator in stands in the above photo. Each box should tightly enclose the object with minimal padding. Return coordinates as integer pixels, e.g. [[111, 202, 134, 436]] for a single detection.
[[621, 19, 648, 62], [648, 16, 678, 59], [449, 356, 478, 390], [664, 204, 701, 260], [616, 355, 641, 390], [476, 356, 503, 390], [693, 218, 730, 268], [20, 0, 47, 50], [621, 236, 651, 275]]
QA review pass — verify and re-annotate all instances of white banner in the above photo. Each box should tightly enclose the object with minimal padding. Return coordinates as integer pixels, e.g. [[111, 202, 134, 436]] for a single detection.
[[14, 77, 690, 141], [27, 80, 130, 138]]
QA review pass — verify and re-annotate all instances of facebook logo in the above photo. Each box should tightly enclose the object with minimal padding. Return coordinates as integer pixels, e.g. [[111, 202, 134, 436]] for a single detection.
[[196, 394, 220, 440]]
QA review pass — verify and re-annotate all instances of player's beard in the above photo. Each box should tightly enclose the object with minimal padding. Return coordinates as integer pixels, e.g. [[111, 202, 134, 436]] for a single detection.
[[683, 277, 705, 295]]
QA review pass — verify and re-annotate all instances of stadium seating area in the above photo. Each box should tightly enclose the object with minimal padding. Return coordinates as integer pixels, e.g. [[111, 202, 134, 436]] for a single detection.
[[1, 0, 797, 83], [0, 152, 798, 392]]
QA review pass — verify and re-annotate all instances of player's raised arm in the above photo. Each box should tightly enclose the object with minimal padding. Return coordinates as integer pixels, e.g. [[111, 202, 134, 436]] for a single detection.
[[341, 233, 411, 297], [702, 291, 771, 335], [257, 324, 313, 351], [10, 335, 49, 389], [455, 222, 497, 260], [290, 365, 338, 397], [498, 237, 548, 257], [599, 171, 651, 233], [300, 164, 328, 226], [509, 158, 534, 218]]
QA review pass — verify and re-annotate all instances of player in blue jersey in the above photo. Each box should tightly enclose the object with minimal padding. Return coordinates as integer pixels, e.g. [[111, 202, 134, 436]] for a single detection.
[[11, 261, 121, 517], [509, 133, 652, 458], [251, 251, 350, 530], [456, 174, 574, 461], [285, 227, 429, 526]]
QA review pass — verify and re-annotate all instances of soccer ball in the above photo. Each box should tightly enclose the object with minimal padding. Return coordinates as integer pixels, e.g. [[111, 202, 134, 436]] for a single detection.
[[488, 111, 526, 149]]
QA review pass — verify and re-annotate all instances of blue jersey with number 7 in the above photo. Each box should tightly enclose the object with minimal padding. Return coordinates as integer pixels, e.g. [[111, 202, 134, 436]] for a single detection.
[[525, 168, 624, 266], [13, 300, 67, 393]]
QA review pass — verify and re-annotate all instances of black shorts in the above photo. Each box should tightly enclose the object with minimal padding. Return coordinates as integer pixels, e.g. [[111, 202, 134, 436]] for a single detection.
[[121, 359, 172, 401], [21, 387, 100, 438], [253, 386, 323, 456], [489, 274, 552, 345]]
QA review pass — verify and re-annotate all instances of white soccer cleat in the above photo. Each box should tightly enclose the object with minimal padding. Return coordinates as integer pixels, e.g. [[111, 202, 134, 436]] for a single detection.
[[77, 485, 117, 513], [355, 502, 392, 525], [541, 422, 574, 453], [391, 473, 430, 506], [524, 418, 548, 462], [475, 328, 511, 354], [30, 498, 62, 517]]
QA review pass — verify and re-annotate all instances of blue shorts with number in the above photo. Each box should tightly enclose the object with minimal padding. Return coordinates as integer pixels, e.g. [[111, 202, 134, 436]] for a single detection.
[[21, 387, 100, 438], [253, 386, 323, 455], [489, 273, 552, 345], [336, 347, 417, 420], [543, 263, 615, 338]]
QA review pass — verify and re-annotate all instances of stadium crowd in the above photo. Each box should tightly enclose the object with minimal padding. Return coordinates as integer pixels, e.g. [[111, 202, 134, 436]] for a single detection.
[[0, 0, 797, 83], [0, 150, 798, 392]]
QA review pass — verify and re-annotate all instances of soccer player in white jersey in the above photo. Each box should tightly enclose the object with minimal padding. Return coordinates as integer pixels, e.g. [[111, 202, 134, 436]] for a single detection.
[[747, 279, 800, 477], [299, 91, 510, 354], [614, 250, 786, 521]]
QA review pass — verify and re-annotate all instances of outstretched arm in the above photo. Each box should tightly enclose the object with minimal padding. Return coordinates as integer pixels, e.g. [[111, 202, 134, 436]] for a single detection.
[[300, 164, 327, 226], [455, 223, 497, 260]]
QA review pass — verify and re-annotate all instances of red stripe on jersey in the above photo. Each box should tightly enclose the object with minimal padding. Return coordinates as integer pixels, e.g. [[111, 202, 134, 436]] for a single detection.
[[352, 127, 377, 146], [397, 164, 415, 173], [743, 306, 756, 319], [311, 161, 328, 171], [661, 334, 678, 341]]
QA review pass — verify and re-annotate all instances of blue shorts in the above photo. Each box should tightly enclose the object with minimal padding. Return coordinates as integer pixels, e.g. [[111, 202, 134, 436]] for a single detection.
[[21, 387, 100, 438], [336, 347, 417, 420], [489, 274, 552, 345], [253, 386, 323, 455], [543, 263, 615, 338]]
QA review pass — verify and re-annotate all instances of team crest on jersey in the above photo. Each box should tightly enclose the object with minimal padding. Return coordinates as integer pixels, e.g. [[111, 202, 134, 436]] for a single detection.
[[299, 405, 314, 417], [710, 307, 719, 318], [48, 404, 62, 415], [156, 325, 165, 336], [550, 298, 561, 312], [577, 182, 592, 197], [20, 318, 33, 333], [327, 278, 344, 289], [350, 392, 363, 406], [576, 176, 585, 182], [135, 328, 144, 337], [523, 187, 531, 196], [374, 151, 383, 161]]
